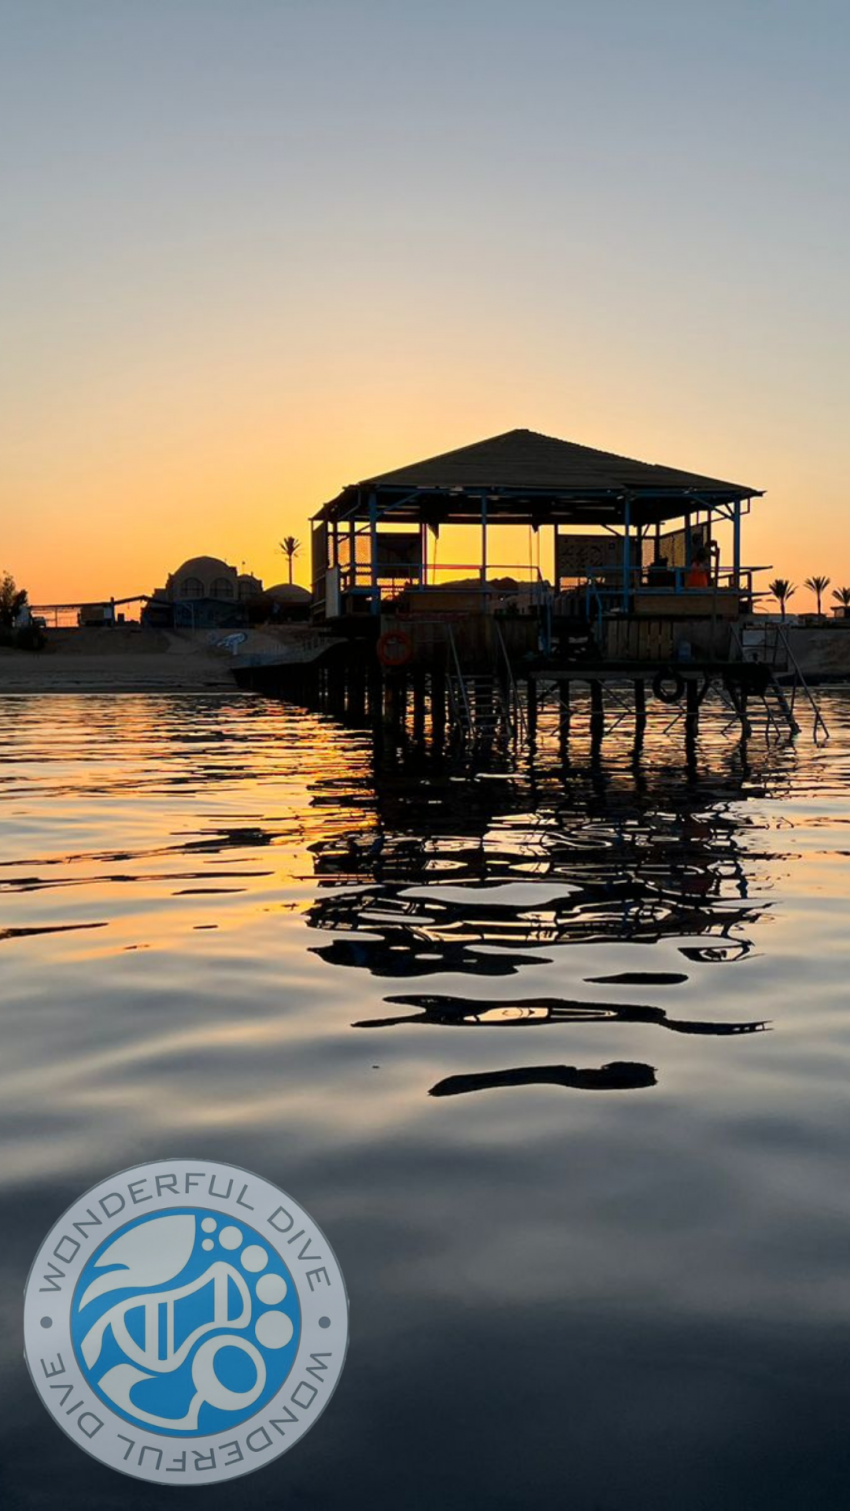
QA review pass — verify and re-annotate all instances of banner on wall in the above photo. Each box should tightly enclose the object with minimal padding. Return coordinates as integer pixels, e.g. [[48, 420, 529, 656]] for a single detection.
[[556, 533, 622, 579]]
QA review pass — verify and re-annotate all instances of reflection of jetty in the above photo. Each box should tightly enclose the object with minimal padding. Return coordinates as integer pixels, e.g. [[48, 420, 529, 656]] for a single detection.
[[306, 752, 767, 981], [303, 701, 776, 1101], [240, 429, 827, 749], [359, 994, 769, 1038], [429, 1062, 657, 1098]]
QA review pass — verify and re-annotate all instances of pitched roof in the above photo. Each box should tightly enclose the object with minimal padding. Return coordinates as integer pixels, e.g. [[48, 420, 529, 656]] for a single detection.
[[315, 428, 760, 526], [366, 428, 755, 495]]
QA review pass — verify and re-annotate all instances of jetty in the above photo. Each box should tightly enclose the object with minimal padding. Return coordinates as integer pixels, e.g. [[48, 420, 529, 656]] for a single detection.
[[234, 429, 827, 750]]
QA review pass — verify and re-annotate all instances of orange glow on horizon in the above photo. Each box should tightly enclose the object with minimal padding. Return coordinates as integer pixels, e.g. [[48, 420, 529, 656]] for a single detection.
[[9, 404, 849, 613]]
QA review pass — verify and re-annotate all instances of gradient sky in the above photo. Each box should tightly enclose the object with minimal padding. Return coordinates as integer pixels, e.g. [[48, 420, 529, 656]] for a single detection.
[[2, 0, 849, 607]]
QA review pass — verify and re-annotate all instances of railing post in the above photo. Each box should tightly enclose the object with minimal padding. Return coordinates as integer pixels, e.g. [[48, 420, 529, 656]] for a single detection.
[[731, 499, 741, 589], [622, 498, 631, 613], [369, 492, 379, 614]]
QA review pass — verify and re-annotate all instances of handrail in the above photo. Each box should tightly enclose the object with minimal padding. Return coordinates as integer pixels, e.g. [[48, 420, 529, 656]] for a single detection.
[[772, 622, 829, 739], [731, 622, 829, 741]]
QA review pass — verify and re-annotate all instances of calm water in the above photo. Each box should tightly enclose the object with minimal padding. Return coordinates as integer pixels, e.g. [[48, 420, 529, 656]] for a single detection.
[[2, 691, 850, 1509]]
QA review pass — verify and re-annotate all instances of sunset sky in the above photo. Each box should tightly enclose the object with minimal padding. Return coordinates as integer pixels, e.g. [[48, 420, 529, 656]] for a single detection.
[[3, 1, 849, 608]]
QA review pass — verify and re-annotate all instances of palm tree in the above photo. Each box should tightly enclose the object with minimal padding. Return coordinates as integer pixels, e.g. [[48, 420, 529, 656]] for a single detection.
[[804, 575, 830, 615], [768, 578, 796, 620], [278, 536, 301, 586], [832, 586, 850, 611]]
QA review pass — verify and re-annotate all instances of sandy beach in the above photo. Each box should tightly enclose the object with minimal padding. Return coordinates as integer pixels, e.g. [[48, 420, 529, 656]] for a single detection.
[[0, 626, 289, 694]]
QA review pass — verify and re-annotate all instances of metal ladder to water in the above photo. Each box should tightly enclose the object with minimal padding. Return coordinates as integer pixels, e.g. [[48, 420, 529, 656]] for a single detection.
[[444, 623, 525, 748], [731, 622, 829, 741]]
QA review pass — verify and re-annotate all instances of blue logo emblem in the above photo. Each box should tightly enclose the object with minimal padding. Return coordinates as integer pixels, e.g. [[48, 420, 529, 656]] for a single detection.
[[70, 1209, 301, 1436]]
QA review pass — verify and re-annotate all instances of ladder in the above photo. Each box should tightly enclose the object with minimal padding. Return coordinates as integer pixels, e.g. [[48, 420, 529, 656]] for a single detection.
[[733, 622, 829, 741], [444, 624, 522, 748]]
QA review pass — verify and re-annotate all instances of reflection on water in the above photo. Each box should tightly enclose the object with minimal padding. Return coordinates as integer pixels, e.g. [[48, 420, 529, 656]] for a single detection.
[[429, 1061, 658, 1097], [3, 691, 850, 1508], [364, 993, 769, 1037]]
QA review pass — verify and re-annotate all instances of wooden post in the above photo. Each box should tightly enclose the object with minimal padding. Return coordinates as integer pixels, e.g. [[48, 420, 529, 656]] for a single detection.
[[412, 669, 426, 743], [348, 658, 366, 723], [383, 674, 400, 739], [590, 679, 604, 762], [558, 682, 571, 758], [431, 667, 446, 750], [527, 676, 538, 745], [396, 674, 408, 739], [685, 675, 700, 745], [633, 677, 647, 758], [634, 678, 647, 726], [329, 661, 345, 719], [368, 659, 382, 724]]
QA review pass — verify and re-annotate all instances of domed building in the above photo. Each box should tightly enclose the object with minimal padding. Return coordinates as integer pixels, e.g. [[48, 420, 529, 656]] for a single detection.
[[166, 556, 239, 602], [145, 555, 262, 629], [265, 582, 311, 621], [238, 572, 264, 601]]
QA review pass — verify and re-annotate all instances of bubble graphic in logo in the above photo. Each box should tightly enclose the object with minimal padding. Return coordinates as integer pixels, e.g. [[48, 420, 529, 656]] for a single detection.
[[24, 1161, 348, 1484]]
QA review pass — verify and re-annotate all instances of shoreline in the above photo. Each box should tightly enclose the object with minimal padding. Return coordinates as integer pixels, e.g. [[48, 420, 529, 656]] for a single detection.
[[0, 625, 286, 696]]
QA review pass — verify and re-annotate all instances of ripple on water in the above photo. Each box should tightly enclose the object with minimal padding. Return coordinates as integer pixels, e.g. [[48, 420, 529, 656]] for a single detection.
[[3, 690, 850, 1509]]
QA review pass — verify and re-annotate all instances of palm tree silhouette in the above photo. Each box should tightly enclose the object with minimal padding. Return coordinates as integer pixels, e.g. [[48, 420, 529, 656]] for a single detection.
[[278, 536, 301, 585], [832, 586, 850, 612], [804, 575, 830, 615], [769, 578, 796, 620]]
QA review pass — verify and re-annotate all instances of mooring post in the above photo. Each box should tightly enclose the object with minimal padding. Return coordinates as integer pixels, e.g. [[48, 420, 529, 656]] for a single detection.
[[634, 678, 646, 728], [634, 679, 649, 755], [589, 679, 604, 762], [412, 668, 426, 743], [558, 682, 571, 758], [685, 676, 700, 749], [348, 658, 366, 723], [383, 673, 401, 740], [431, 667, 446, 751], [368, 659, 383, 724], [329, 660, 346, 719], [527, 676, 538, 745]]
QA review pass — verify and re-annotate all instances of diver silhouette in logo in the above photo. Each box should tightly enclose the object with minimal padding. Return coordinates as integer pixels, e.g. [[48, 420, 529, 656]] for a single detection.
[[71, 1211, 300, 1435]]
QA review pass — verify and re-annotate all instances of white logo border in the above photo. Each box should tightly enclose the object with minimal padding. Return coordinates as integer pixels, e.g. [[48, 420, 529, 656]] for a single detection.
[[23, 1158, 349, 1486]]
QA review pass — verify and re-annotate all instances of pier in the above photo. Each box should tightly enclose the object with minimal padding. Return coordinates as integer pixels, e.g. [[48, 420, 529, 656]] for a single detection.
[[236, 428, 828, 752]]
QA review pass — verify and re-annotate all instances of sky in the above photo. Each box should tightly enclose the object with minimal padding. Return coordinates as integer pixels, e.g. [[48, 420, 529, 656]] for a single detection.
[[2, 0, 849, 608]]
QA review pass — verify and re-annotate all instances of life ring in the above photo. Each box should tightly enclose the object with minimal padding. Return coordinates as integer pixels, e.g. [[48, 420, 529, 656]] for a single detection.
[[652, 667, 686, 705], [376, 628, 413, 669]]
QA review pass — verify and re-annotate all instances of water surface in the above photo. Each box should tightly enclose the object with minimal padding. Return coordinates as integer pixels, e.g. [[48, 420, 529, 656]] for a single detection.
[[2, 692, 850, 1509]]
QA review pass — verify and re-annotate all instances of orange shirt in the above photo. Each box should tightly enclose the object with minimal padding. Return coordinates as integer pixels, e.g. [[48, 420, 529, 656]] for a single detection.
[[686, 566, 710, 588]]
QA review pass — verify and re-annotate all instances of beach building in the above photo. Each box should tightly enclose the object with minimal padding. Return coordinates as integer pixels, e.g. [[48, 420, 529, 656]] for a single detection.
[[265, 583, 311, 621], [144, 555, 256, 629]]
